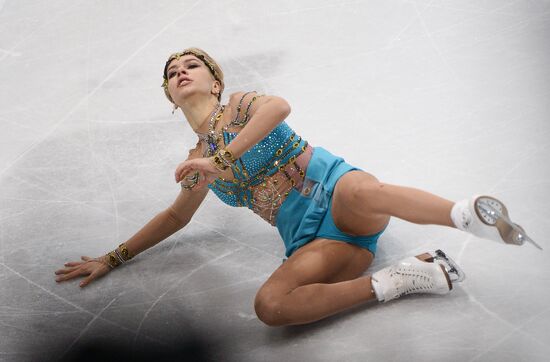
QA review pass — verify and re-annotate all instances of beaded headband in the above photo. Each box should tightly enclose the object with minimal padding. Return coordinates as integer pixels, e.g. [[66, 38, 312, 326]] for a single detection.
[[161, 50, 223, 101]]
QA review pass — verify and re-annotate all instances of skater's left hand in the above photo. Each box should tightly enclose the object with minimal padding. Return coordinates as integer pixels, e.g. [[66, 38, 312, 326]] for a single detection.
[[175, 157, 222, 190]]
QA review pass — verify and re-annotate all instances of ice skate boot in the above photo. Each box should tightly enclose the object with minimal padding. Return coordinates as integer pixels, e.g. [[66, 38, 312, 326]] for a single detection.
[[371, 250, 464, 303], [451, 195, 542, 250]]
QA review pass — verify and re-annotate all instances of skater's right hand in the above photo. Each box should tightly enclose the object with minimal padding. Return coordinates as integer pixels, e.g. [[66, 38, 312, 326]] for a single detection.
[[54, 256, 111, 288]]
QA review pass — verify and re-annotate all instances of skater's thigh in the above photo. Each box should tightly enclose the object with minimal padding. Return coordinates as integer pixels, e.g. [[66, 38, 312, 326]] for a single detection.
[[258, 238, 373, 296], [332, 170, 390, 236]]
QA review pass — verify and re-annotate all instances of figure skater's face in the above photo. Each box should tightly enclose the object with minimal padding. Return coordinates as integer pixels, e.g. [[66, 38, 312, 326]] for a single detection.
[[165, 54, 220, 105]]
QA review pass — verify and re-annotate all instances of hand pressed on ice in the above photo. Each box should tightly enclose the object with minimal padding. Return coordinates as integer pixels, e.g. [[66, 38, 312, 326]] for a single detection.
[[174, 157, 222, 190], [54, 256, 111, 288]]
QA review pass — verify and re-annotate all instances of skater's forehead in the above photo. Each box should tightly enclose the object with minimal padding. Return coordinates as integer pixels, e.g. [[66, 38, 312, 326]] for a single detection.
[[166, 55, 201, 70]]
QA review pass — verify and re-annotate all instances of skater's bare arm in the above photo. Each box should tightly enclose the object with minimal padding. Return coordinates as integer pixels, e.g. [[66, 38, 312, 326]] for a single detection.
[[124, 185, 209, 256], [127, 143, 209, 256], [54, 186, 209, 287], [54, 145, 209, 287]]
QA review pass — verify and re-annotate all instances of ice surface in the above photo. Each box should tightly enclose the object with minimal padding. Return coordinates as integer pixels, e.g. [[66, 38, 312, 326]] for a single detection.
[[1, 0, 549, 361]]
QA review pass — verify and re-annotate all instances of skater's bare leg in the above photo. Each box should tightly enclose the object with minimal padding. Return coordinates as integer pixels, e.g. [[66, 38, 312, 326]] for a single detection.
[[374, 183, 455, 227], [332, 171, 540, 249], [254, 239, 449, 326], [254, 238, 374, 326], [331, 171, 455, 237]]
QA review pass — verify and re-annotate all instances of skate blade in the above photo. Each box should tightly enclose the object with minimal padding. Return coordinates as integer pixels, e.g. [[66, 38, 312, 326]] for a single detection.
[[432, 249, 466, 283], [477, 201, 543, 250], [515, 224, 543, 251]]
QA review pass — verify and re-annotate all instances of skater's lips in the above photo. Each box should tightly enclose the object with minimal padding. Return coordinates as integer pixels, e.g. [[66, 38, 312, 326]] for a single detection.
[[178, 77, 192, 87]]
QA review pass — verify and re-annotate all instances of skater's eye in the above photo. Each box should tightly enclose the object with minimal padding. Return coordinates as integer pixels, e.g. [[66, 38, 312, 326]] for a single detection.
[[167, 60, 200, 79]]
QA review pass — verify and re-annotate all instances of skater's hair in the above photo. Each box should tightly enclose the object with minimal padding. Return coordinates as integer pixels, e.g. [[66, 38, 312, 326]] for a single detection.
[[161, 47, 224, 103]]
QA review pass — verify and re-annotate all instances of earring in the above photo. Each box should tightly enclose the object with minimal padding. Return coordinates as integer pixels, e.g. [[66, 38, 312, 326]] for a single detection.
[[172, 104, 178, 115]]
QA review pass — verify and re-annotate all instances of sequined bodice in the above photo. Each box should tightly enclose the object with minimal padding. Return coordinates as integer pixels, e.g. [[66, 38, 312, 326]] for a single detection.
[[207, 121, 310, 225]]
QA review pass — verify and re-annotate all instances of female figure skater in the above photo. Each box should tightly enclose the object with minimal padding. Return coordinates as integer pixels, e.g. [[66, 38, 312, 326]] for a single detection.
[[54, 48, 540, 327]]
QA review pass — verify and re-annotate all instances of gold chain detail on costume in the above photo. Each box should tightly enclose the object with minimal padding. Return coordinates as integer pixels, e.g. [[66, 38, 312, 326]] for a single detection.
[[181, 104, 225, 190], [182, 92, 264, 191], [196, 104, 225, 158], [211, 133, 308, 224], [231, 91, 264, 127]]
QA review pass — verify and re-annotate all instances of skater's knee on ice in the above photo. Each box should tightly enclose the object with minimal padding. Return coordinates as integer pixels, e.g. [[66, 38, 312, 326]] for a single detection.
[[254, 290, 288, 327]]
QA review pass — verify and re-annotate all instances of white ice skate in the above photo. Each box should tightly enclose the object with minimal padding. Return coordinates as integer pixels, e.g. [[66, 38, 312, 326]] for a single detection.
[[371, 250, 464, 303], [455, 195, 542, 250]]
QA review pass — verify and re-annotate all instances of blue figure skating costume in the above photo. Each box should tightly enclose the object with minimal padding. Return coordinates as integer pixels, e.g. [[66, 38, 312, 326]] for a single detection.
[[207, 94, 386, 258]]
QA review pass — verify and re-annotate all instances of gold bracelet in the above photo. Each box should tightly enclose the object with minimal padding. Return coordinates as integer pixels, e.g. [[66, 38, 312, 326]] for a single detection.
[[209, 149, 237, 172], [104, 243, 134, 269], [210, 153, 229, 171], [218, 148, 236, 165]]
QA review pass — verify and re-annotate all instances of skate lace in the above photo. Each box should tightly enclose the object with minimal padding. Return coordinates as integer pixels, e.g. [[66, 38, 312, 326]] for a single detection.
[[389, 265, 435, 298]]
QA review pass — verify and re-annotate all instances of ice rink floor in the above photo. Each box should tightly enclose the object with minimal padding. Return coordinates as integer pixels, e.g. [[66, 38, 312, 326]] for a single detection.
[[1, 0, 549, 361]]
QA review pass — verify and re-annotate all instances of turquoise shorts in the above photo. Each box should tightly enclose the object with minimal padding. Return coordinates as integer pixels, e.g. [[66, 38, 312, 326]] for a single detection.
[[276, 147, 387, 258]]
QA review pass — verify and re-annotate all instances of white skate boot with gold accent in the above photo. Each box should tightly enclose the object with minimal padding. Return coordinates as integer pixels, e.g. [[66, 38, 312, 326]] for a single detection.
[[371, 250, 464, 303], [451, 195, 542, 250]]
